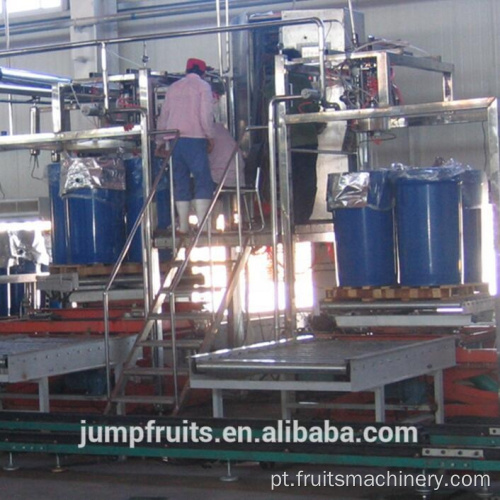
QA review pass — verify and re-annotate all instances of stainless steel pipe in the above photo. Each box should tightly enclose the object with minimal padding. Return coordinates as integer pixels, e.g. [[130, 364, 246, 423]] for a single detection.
[[0, 67, 71, 88]]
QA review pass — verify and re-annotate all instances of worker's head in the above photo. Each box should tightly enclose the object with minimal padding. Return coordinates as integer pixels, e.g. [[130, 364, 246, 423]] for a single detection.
[[186, 58, 207, 77]]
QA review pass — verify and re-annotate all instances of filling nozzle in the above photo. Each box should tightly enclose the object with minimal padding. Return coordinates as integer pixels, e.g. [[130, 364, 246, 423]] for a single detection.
[[30, 104, 40, 157]]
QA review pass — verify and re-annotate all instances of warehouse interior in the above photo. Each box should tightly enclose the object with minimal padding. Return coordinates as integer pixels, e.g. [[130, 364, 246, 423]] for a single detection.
[[0, 0, 499, 498]]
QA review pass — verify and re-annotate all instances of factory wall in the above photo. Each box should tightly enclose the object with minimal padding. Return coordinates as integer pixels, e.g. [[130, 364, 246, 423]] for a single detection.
[[0, 24, 70, 201], [363, 0, 500, 170], [0, 0, 498, 199]]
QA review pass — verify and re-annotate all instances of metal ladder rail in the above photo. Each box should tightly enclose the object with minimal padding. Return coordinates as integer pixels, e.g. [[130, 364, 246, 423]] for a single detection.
[[164, 127, 264, 411], [104, 223, 244, 414], [102, 132, 179, 410], [104, 133, 247, 413], [174, 240, 253, 413], [163, 125, 266, 296], [106, 127, 263, 414], [163, 142, 248, 409], [103, 271, 180, 414]]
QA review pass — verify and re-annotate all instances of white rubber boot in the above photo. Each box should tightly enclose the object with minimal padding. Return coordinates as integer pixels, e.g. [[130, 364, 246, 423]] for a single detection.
[[194, 198, 212, 231], [175, 201, 191, 234]]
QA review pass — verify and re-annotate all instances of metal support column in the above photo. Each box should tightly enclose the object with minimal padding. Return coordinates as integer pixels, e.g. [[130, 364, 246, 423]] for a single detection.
[[212, 389, 224, 418], [433, 370, 445, 424], [37, 377, 50, 413], [374, 386, 385, 423], [51, 83, 70, 133], [138, 69, 165, 393], [485, 99, 500, 345], [277, 103, 296, 335], [137, 69, 160, 314]]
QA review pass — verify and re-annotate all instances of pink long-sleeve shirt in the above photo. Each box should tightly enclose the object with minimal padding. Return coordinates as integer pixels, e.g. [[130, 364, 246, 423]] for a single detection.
[[156, 73, 215, 143]]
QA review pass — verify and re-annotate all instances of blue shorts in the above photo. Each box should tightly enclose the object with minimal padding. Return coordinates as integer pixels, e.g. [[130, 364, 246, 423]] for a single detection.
[[172, 137, 214, 201]]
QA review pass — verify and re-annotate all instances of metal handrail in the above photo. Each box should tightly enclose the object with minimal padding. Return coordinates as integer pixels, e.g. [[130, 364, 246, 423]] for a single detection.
[[165, 126, 264, 408], [174, 240, 253, 413], [268, 95, 303, 340], [102, 131, 180, 400], [104, 122, 265, 410], [166, 125, 262, 291]]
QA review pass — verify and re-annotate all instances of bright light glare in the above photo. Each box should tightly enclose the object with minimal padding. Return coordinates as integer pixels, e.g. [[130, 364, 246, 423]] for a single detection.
[[245, 242, 313, 313], [1, 0, 61, 14], [482, 204, 497, 295], [190, 246, 227, 312], [0, 220, 51, 232], [184, 242, 314, 315], [436, 307, 463, 313]]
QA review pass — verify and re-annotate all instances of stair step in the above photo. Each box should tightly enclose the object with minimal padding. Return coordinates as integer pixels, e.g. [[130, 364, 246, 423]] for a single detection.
[[128, 302, 195, 319], [139, 339, 203, 349], [159, 272, 205, 287], [149, 311, 214, 321], [180, 273, 206, 285], [113, 395, 176, 405], [124, 367, 189, 376], [161, 286, 225, 295], [173, 259, 236, 266], [156, 232, 247, 248]]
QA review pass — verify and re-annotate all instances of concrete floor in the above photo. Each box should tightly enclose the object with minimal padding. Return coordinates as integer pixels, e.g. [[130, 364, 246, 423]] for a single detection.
[[0, 454, 497, 500]]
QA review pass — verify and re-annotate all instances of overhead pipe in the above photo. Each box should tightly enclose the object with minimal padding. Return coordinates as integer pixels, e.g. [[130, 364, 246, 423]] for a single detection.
[[0, 98, 50, 104], [77, 0, 309, 29], [0, 18, 327, 103], [216, 0, 231, 75], [2, 0, 13, 136], [100, 43, 110, 113], [0, 18, 324, 56], [0, 67, 71, 88], [347, 0, 359, 48], [0, 0, 311, 38]]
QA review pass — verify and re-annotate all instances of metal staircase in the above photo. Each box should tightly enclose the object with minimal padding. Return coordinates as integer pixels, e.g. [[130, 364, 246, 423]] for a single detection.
[[105, 239, 252, 414], [103, 138, 257, 415]]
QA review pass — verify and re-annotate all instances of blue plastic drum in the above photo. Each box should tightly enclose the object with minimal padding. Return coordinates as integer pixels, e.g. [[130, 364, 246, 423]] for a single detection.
[[125, 157, 145, 263], [396, 168, 462, 286], [47, 162, 67, 264], [10, 260, 36, 316], [461, 170, 484, 283], [125, 156, 171, 263], [333, 171, 396, 287], [65, 187, 126, 265], [0, 268, 7, 317]]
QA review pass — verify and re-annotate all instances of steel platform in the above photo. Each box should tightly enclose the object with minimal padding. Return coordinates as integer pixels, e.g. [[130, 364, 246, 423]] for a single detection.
[[321, 296, 495, 327]]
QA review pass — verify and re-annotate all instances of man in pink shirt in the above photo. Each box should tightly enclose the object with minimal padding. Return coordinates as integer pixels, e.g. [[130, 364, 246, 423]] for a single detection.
[[156, 58, 215, 234]]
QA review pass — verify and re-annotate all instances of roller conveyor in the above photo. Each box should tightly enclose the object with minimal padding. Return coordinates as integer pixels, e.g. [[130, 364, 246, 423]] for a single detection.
[[0, 335, 137, 411], [190, 336, 456, 422], [321, 296, 495, 327], [191, 336, 348, 374]]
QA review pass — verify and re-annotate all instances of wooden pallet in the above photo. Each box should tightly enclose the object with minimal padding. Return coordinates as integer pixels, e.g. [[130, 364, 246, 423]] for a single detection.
[[49, 262, 169, 277], [324, 283, 490, 302]]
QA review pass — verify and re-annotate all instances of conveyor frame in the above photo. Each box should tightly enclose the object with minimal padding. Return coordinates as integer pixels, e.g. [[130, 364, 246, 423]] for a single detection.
[[190, 336, 455, 422], [1, 413, 500, 475], [0, 335, 137, 412]]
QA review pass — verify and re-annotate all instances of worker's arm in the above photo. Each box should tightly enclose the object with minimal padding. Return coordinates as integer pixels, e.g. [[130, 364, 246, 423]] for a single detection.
[[155, 95, 170, 147], [199, 82, 215, 143]]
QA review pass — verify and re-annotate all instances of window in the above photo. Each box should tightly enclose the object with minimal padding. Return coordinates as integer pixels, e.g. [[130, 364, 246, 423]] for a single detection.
[[0, 0, 65, 15]]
